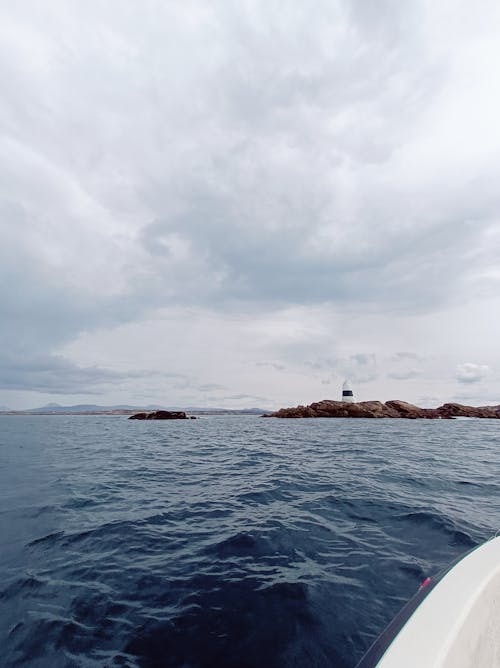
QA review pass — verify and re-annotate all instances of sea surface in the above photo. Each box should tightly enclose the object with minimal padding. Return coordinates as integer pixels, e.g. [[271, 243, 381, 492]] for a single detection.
[[1, 415, 499, 667]]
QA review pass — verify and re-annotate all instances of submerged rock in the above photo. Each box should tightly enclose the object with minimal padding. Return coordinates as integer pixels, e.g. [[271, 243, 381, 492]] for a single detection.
[[129, 410, 189, 420], [262, 400, 500, 419]]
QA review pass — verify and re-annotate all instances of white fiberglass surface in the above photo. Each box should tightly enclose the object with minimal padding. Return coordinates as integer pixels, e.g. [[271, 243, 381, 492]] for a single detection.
[[377, 537, 500, 668]]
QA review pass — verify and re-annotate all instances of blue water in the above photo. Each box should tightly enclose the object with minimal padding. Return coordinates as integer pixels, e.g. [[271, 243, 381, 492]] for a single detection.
[[0, 416, 499, 667]]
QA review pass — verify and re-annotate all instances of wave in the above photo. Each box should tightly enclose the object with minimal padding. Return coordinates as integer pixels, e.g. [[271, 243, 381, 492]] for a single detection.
[[1, 415, 497, 667]]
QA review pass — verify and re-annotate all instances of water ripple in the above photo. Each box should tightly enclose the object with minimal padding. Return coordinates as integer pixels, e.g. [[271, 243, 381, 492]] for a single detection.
[[0, 415, 498, 667]]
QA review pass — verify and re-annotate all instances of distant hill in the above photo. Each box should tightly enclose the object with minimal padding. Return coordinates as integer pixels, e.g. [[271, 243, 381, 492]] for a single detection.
[[1, 403, 269, 415], [26, 403, 165, 413]]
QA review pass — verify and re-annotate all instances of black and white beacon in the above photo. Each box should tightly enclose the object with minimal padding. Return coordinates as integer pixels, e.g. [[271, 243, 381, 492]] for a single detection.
[[342, 380, 354, 403]]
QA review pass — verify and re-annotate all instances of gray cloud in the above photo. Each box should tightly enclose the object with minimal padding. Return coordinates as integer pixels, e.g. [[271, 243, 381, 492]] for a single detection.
[[387, 352, 424, 380], [391, 352, 423, 362], [196, 383, 227, 392], [451, 391, 499, 405], [1, 1, 500, 405], [0, 354, 158, 395], [417, 396, 441, 407], [306, 354, 379, 384], [255, 362, 285, 371], [387, 370, 421, 381], [1, 352, 189, 395], [207, 394, 272, 404]]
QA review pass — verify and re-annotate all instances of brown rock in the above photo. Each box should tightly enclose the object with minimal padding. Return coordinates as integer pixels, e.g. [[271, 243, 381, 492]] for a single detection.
[[129, 410, 188, 420], [265, 399, 500, 419], [437, 403, 500, 419], [385, 400, 439, 419]]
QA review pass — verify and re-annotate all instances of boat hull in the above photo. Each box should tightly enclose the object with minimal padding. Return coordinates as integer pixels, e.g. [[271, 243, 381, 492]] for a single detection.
[[356, 536, 500, 667]]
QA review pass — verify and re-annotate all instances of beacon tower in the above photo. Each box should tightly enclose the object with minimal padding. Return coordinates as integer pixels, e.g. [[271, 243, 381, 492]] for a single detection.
[[342, 380, 354, 403]]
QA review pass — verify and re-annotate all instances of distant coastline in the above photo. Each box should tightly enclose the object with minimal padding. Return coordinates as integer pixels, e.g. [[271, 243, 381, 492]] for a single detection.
[[3, 400, 499, 419], [0, 404, 268, 417]]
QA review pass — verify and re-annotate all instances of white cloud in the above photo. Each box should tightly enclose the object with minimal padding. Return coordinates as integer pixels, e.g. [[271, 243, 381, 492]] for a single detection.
[[456, 363, 492, 384]]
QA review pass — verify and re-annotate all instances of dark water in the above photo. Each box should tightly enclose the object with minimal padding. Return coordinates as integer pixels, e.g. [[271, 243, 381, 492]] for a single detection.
[[1, 416, 499, 667]]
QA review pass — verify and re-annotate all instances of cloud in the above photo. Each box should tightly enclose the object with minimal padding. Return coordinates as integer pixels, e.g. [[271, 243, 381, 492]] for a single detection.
[[387, 370, 421, 380], [1, 1, 500, 406], [417, 395, 441, 407], [391, 352, 423, 362], [255, 362, 285, 371], [208, 394, 272, 404], [0, 353, 185, 395], [456, 363, 492, 384], [196, 383, 227, 392], [387, 352, 424, 380], [3, 1, 500, 318], [451, 391, 499, 406], [0, 354, 134, 395], [306, 353, 379, 384]]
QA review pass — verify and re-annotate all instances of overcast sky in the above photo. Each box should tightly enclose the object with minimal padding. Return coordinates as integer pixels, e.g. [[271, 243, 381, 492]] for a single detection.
[[1, 0, 500, 410]]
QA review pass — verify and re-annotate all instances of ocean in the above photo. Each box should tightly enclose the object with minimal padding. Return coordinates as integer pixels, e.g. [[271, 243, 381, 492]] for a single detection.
[[0, 415, 498, 667]]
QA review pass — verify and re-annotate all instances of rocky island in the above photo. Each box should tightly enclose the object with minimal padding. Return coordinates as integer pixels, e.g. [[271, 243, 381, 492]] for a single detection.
[[263, 400, 500, 419], [129, 410, 195, 420]]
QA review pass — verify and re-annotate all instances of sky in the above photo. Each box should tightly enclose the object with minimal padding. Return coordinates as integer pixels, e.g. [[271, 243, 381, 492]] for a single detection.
[[1, 0, 500, 410]]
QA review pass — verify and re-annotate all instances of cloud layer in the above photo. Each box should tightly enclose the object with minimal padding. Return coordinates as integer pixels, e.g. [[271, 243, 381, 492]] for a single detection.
[[1, 1, 499, 408]]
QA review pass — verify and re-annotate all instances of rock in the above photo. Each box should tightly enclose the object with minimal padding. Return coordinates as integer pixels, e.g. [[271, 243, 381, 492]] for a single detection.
[[129, 410, 189, 420], [129, 412, 148, 420], [263, 399, 500, 419], [437, 403, 500, 419], [385, 400, 439, 419]]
